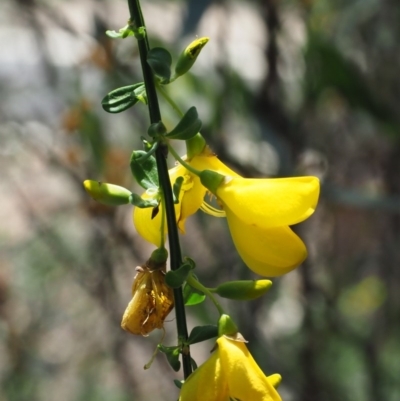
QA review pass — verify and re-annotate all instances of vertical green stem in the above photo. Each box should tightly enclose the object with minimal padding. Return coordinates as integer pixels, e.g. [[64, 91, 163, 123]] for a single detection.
[[127, 0, 192, 378]]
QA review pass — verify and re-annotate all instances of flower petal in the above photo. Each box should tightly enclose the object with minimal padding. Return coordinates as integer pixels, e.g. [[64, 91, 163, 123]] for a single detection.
[[179, 349, 229, 401], [225, 207, 307, 276], [218, 337, 282, 401], [133, 194, 168, 247], [189, 150, 241, 178], [217, 176, 320, 229], [172, 165, 206, 233]]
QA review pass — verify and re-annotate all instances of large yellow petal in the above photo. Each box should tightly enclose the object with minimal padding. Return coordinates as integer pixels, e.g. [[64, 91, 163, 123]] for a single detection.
[[179, 349, 229, 401], [217, 337, 282, 401], [189, 149, 241, 178], [133, 193, 169, 247], [217, 176, 319, 229], [225, 207, 307, 276]]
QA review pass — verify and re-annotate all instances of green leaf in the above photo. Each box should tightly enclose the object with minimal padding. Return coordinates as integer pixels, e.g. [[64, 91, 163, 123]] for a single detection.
[[158, 345, 181, 372], [165, 262, 193, 289], [165, 107, 202, 140], [134, 84, 147, 105], [106, 26, 135, 39], [129, 193, 159, 208], [173, 380, 183, 389], [183, 283, 205, 306], [101, 83, 145, 113], [188, 325, 218, 345], [147, 47, 172, 84], [130, 150, 159, 190], [172, 176, 184, 204], [190, 357, 198, 371]]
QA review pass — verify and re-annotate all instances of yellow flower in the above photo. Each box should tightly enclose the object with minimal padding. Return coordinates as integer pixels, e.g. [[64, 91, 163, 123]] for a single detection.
[[133, 161, 206, 246], [134, 145, 320, 277], [179, 336, 282, 401], [133, 165, 194, 247], [192, 149, 320, 276]]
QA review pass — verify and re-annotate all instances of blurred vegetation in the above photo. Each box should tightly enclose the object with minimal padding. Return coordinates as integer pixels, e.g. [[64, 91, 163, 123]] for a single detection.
[[1, 0, 400, 400]]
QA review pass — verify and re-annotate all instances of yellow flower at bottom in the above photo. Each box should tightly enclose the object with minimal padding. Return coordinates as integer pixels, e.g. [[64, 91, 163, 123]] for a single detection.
[[179, 336, 282, 401]]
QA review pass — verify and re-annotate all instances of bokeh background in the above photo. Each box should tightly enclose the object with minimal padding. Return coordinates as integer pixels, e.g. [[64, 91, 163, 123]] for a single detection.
[[1, 0, 400, 400]]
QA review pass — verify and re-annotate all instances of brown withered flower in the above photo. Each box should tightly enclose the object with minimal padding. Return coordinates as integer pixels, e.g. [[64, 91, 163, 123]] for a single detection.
[[121, 259, 174, 336]]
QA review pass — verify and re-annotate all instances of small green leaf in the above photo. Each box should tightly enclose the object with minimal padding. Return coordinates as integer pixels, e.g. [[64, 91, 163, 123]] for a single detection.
[[165, 262, 193, 289], [165, 107, 202, 140], [129, 193, 159, 208], [173, 380, 183, 389], [172, 176, 184, 204], [106, 30, 125, 39], [158, 345, 181, 372], [147, 47, 172, 84], [188, 325, 218, 345], [101, 83, 145, 113], [134, 84, 147, 105], [105, 25, 135, 39], [190, 358, 198, 371], [183, 283, 205, 306], [130, 150, 159, 190]]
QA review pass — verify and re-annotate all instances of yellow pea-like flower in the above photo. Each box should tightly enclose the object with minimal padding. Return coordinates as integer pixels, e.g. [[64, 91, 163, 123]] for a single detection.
[[179, 336, 282, 401], [133, 144, 320, 277], [133, 159, 207, 247], [121, 261, 174, 336], [192, 148, 320, 277]]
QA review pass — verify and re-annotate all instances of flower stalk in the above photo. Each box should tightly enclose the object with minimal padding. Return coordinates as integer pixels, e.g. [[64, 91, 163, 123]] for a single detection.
[[127, 0, 192, 378]]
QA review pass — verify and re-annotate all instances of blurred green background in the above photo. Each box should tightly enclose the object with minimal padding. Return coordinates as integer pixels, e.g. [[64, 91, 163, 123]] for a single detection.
[[1, 0, 400, 400]]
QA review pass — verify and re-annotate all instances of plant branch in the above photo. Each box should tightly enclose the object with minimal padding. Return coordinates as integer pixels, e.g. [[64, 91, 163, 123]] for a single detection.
[[127, 0, 192, 379]]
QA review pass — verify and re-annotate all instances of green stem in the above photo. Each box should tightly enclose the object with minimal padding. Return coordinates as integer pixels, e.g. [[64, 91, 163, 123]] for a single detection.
[[127, 0, 192, 379], [186, 273, 225, 316], [166, 143, 202, 176], [159, 193, 166, 247], [157, 84, 184, 117]]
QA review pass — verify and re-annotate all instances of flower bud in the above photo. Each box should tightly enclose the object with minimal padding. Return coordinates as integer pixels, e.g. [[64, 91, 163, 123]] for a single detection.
[[83, 180, 131, 206], [174, 37, 209, 77], [218, 314, 238, 337], [215, 280, 272, 301], [149, 248, 168, 265]]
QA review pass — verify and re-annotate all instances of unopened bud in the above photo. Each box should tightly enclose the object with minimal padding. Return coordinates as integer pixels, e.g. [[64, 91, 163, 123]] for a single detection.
[[215, 280, 272, 301], [83, 180, 131, 206], [174, 37, 209, 77], [218, 314, 238, 337]]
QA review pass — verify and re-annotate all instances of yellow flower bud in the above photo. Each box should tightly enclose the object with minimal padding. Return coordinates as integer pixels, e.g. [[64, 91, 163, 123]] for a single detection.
[[174, 37, 209, 77], [215, 280, 272, 300], [83, 180, 131, 206]]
